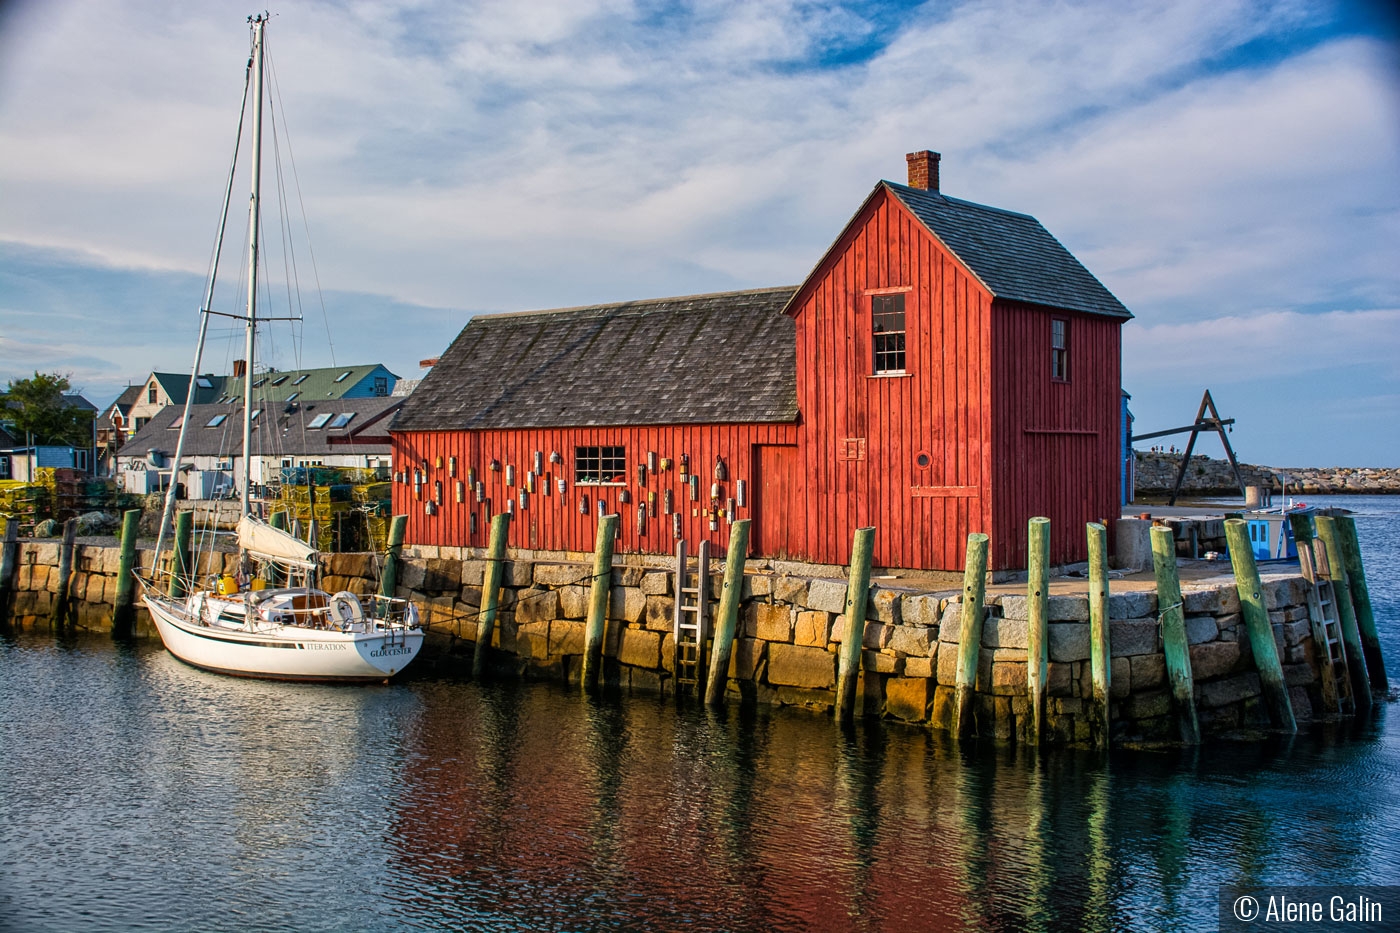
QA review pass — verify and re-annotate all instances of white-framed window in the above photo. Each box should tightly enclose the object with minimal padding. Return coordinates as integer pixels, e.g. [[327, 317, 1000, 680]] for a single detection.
[[1051, 318, 1069, 382], [872, 294, 906, 374], [575, 446, 626, 485]]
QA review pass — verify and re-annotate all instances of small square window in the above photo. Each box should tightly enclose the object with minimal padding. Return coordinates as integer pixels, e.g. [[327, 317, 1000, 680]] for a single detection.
[[1051, 319, 1069, 381], [872, 295, 906, 374], [575, 446, 626, 485]]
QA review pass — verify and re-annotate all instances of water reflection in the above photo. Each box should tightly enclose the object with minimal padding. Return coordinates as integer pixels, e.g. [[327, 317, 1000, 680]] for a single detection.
[[1, 629, 1398, 932]]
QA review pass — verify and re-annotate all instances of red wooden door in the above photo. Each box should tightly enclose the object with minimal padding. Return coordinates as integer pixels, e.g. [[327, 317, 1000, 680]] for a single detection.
[[751, 445, 799, 558]]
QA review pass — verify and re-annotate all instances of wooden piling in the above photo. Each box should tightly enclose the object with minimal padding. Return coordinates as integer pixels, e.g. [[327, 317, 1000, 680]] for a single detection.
[[1316, 516, 1373, 712], [581, 514, 619, 692], [1086, 522, 1111, 744], [168, 511, 193, 599], [1224, 519, 1297, 732], [1150, 525, 1200, 744], [834, 526, 876, 721], [378, 514, 408, 599], [0, 517, 18, 617], [954, 533, 990, 738], [111, 509, 141, 636], [1026, 517, 1050, 743], [1337, 516, 1388, 692], [473, 512, 511, 680], [51, 518, 78, 627], [704, 518, 752, 705]]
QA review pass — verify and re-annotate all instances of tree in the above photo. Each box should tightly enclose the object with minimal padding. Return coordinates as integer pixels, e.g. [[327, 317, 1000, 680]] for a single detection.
[[2, 372, 94, 447]]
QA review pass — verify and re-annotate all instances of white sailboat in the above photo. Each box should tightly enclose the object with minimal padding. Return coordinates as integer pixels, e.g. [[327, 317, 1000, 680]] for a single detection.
[[139, 15, 423, 682]]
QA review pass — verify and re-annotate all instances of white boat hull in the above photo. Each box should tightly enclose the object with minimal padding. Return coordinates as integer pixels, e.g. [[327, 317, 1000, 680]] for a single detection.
[[144, 592, 423, 682]]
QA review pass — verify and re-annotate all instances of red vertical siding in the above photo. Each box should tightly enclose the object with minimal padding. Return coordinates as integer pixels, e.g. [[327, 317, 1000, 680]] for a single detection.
[[990, 302, 1121, 569], [787, 189, 994, 571], [393, 423, 796, 556]]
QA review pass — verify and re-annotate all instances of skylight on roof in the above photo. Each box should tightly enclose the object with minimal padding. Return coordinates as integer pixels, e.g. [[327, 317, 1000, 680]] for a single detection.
[[250, 409, 261, 421], [168, 416, 184, 429], [271, 376, 289, 386], [308, 413, 332, 428], [334, 371, 352, 382], [329, 412, 356, 428], [206, 414, 227, 428], [286, 392, 299, 402], [196, 377, 213, 388], [292, 374, 309, 385], [253, 378, 268, 388]]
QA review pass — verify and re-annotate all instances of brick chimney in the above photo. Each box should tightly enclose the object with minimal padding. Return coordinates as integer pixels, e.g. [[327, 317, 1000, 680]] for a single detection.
[[232, 359, 246, 378], [906, 150, 940, 192]]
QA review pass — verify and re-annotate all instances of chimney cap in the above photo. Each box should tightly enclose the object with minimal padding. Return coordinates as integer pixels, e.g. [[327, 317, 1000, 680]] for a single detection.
[[905, 150, 941, 192]]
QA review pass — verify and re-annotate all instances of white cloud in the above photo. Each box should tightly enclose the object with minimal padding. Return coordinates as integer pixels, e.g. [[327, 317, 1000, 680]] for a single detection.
[[1, 0, 1398, 462], [1126, 307, 1400, 377]]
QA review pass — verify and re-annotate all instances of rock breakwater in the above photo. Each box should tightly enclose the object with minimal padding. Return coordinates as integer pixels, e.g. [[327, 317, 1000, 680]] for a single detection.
[[1135, 452, 1400, 496]]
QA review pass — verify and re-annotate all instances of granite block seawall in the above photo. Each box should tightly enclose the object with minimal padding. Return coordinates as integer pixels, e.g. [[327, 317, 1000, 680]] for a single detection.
[[3, 539, 1336, 744]]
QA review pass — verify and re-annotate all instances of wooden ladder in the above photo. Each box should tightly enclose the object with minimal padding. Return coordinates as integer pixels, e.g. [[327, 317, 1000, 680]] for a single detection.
[[672, 539, 711, 696], [1296, 532, 1354, 716]]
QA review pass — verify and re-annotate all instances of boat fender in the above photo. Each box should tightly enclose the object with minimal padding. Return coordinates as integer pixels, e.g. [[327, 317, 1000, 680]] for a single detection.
[[405, 602, 420, 629], [330, 591, 364, 627]]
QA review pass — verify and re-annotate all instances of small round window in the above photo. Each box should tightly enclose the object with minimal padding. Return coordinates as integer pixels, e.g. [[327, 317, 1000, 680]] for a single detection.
[[916, 451, 932, 469]]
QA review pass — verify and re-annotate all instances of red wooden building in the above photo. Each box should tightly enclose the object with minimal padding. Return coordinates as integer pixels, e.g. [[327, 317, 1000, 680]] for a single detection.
[[391, 151, 1131, 571]]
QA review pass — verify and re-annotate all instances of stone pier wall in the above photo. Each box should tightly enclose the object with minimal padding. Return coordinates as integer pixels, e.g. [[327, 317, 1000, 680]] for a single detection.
[[4, 541, 1332, 743]]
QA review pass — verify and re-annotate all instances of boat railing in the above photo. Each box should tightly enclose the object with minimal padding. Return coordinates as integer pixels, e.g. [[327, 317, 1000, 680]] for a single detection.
[[366, 594, 419, 628]]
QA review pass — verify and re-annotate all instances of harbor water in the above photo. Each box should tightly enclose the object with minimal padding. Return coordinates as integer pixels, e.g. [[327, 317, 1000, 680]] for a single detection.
[[2, 495, 1398, 932]]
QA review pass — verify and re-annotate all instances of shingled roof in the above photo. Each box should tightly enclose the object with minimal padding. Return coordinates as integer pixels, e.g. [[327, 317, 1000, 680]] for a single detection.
[[393, 287, 798, 432], [122, 396, 402, 459], [883, 181, 1132, 319]]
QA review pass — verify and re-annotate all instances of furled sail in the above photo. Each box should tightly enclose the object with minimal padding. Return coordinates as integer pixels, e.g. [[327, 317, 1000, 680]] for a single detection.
[[237, 515, 319, 569]]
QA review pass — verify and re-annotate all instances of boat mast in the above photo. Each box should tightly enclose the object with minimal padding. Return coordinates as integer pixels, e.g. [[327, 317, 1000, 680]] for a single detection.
[[241, 13, 267, 519], [152, 29, 255, 564]]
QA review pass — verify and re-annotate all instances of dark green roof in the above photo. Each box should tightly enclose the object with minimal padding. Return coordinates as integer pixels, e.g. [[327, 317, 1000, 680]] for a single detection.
[[884, 182, 1132, 319]]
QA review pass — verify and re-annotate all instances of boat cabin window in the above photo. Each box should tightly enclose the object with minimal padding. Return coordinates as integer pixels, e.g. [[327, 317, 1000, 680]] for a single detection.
[[308, 413, 332, 429]]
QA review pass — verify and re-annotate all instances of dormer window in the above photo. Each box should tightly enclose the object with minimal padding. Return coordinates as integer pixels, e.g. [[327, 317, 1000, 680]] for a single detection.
[[872, 294, 906, 374]]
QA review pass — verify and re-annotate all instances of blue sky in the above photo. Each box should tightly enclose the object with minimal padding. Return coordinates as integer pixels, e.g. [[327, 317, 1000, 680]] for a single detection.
[[1, 0, 1397, 467]]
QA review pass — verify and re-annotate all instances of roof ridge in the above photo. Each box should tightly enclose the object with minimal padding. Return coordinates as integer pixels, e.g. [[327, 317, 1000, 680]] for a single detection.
[[472, 285, 800, 323], [883, 180, 1037, 221]]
